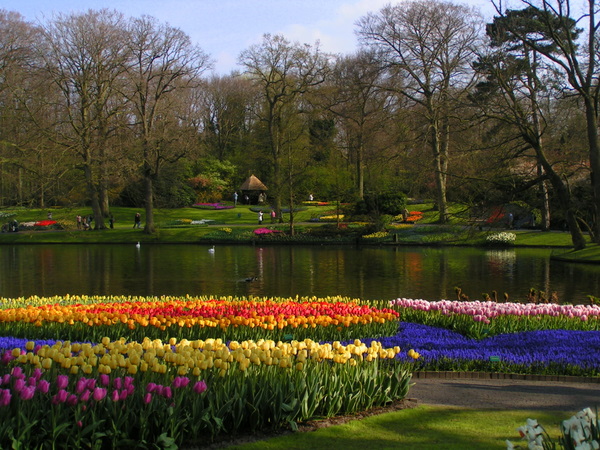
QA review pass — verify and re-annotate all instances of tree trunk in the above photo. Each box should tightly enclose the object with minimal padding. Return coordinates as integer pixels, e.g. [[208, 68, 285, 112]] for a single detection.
[[537, 164, 550, 231], [143, 173, 155, 234], [83, 164, 105, 229], [584, 98, 600, 243], [537, 150, 586, 249], [431, 120, 448, 223], [143, 138, 155, 234]]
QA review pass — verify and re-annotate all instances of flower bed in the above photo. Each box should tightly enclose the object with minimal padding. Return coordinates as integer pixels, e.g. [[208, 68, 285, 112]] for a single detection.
[[192, 203, 234, 210], [366, 322, 600, 376], [0, 295, 409, 447], [391, 298, 600, 338], [17, 220, 62, 231], [0, 296, 399, 343], [253, 227, 282, 236], [486, 231, 516, 245], [1, 294, 599, 447]]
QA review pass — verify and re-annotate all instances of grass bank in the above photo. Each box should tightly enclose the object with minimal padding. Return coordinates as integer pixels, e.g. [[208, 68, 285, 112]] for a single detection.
[[1, 204, 597, 262]]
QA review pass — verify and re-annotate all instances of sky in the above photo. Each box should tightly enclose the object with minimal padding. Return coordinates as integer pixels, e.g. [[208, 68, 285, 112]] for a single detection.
[[2, 0, 495, 74]]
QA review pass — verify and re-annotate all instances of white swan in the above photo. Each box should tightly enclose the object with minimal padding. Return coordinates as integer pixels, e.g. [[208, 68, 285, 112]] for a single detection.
[[208, 245, 215, 253], [136, 242, 141, 249]]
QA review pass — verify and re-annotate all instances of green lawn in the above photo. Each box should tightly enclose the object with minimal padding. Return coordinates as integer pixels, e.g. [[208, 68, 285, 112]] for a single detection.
[[227, 405, 567, 450]]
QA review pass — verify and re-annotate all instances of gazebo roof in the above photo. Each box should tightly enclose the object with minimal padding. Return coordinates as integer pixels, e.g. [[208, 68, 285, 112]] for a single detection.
[[239, 174, 267, 191]]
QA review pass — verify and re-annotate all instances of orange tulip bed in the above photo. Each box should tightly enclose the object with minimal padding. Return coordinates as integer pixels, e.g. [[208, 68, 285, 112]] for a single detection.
[[0, 295, 412, 448]]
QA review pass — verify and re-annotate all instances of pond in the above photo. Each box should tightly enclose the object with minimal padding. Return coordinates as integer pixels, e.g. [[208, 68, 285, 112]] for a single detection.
[[1, 244, 600, 304]]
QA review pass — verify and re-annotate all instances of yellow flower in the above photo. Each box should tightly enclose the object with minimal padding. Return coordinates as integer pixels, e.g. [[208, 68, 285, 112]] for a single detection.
[[408, 349, 420, 359]]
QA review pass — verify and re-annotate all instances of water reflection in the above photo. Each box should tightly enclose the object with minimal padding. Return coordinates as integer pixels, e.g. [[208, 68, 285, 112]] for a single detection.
[[1, 244, 599, 304]]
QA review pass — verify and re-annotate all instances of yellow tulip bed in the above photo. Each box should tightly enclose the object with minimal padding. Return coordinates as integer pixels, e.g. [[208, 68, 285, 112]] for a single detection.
[[0, 295, 412, 448]]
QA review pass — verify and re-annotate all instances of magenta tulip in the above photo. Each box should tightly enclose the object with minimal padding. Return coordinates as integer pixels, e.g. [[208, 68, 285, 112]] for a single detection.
[[92, 387, 107, 401], [19, 386, 35, 401], [36, 380, 50, 394], [193, 380, 207, 394], [56, 375, 69, 390]]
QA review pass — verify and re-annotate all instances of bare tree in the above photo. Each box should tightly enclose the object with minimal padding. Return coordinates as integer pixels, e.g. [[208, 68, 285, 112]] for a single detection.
[[239, 34, 329, 219], [124, 15, 211, 233], [35, 9, 130, 228], [324, 50, 395, 200], [474, 6, 587, 248], [492, 0, 600, 242], [198, 74, 257, 162], [357, 0, 482, 223], [0, 11, 43, 206]]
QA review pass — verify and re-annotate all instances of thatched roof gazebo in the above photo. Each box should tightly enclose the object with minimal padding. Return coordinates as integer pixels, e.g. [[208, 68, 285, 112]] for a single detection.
[[239, 174, 268, 204]]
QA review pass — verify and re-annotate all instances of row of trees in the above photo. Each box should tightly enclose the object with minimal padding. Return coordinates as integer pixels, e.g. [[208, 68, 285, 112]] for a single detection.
[[0, 1, 597, 248]]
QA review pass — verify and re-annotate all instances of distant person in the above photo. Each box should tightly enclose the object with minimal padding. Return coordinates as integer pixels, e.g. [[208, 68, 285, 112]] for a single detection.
[[233, 191, 238, 206], [308, 193, 314, 201], [270, 209, 276, 224], [47, 212, 52, 220], [109, 215, 115, 229], [76, 215, 82, 230], [402, 208, 409, 222], [134, 212, 141, 229], [507, 213, 514, 229], [258, 211, 263, 225], [244, 194, 250, 204]]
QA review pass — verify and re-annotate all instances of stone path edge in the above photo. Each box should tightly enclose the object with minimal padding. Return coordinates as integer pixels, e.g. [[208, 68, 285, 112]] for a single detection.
[[412, 371, 600, 383]]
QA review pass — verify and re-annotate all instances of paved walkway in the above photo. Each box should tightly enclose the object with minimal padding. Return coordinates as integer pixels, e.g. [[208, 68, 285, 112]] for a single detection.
[[409, 376, 600, 412]]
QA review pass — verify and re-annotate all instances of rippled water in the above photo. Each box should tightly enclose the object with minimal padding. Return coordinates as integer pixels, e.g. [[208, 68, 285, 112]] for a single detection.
[[0, 244, 599, 304]]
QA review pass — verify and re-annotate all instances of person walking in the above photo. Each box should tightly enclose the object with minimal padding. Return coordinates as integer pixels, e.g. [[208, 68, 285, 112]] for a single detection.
[[134, 212, 141, 229], [233, 191, 238, 206], [270, 209, 276, 224], [258, 211, 263, 225]]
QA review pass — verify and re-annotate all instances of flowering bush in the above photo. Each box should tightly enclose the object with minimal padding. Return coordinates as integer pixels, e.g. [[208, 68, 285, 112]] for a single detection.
[[486, 231, 516, 245]]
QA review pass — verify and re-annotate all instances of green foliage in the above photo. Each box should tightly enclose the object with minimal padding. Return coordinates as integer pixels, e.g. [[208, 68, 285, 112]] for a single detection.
[[153, 163, 197, 208], [189, 158, 237, 203], [348, 192, 407, 218]]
